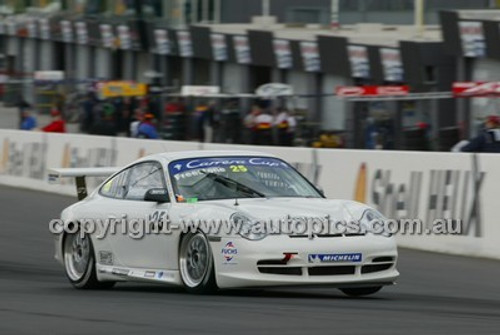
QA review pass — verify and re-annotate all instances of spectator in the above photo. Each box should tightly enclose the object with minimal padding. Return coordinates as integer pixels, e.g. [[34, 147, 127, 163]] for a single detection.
[[194, 103, 211, 142], [254, 108, 274, 145], [243, 105, 261, 144], [275, 108, 296, 146], [20, 109, 37, 131], [461, 115, 500, 153], [81, 92, 98, 133], [42, 109, 66, 133], [137, 113, 159, 139], [130, 109, 143, 138], [89, 109, 117, 136], [16, 96, 31, 129]]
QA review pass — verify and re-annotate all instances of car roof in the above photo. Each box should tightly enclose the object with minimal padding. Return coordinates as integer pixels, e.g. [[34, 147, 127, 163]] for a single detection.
[[140, 150, 278, 164]]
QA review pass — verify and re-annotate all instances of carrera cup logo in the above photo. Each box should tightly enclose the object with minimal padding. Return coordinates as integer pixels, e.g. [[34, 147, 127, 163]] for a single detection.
[[221, 242, 237, 263], [308, 253, 362, 263]]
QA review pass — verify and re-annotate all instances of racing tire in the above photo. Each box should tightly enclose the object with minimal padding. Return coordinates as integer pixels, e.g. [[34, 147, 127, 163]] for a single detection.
[[63, 231, 115, 290], [179, 232, 217, 294], [340, 286, 382, 297]]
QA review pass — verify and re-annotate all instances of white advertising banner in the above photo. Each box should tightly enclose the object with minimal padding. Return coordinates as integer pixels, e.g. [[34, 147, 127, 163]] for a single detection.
[[348, 45, 370, 79], [117, 25, 131, 50], [154, 29, 170, 55], [273, 39, 292, 69], [300, 41, 321, 72], [75, 22, 88, 45], [316, 149, 497, 259], [176, 30, 193, 57], [233, 35, 251, 64], [1, 129, 499, 260], [27, 19, 37, 38], [6, 21, 16, 36], [39, 18, 51, 40], [380, 48, 404, 82], [60, 20, 73, 43], [211, 33, 228, 62], [100, 24, 115, 49], [459, 21, 486, 58]]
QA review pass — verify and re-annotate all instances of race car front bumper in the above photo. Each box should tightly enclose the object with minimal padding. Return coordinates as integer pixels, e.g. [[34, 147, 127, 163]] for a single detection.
[[213, 234, 399, 289]]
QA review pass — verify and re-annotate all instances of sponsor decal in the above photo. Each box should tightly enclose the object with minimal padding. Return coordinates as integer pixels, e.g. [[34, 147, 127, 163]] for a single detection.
[[336, 85, 410, 97], [221, 242, 238, 263], [99, 251, 114, 265], [170, 157, 289, 175], [148, 210, 168, 231], [144, 271, 155, 278], [156, 271, 174, 279], [354, 163, 484, 237], [0, 138, 47, 179], [111, 268, 129, 276], [453, 82, 500, 98], [308, 253, 362, 263]]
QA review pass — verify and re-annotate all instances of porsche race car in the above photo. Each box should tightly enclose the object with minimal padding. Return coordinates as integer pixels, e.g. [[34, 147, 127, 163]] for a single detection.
[[50, 151, 399, 296]]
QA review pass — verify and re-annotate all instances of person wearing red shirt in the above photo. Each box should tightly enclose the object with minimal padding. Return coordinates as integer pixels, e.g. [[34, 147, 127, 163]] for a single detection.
[[42, 110, 66, 133]]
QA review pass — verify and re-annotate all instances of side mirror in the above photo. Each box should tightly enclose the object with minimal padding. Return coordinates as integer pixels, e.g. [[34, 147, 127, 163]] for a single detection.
[[144, 188, 170, 203]]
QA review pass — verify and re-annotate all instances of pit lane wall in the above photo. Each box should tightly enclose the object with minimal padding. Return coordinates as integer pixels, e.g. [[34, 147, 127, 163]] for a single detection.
[[1, 129, 498, 260]]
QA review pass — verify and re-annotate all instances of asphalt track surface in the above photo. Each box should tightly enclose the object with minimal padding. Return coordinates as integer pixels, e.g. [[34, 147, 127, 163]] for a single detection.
[[1, 186, 500, 335]]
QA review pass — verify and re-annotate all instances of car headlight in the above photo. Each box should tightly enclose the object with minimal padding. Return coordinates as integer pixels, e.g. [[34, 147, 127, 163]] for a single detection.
[[231, 213, 267, 241], [360, 208, 392, 237]]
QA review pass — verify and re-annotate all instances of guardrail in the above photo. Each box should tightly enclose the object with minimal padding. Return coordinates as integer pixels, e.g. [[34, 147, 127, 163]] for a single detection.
[[0, 129, 498, 260]]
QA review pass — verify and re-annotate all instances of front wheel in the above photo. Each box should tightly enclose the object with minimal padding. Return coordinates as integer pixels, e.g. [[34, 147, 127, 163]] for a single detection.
[[340, 286, 382, 297], [179, 232, 217, 294], [63, 231, 115, 290]]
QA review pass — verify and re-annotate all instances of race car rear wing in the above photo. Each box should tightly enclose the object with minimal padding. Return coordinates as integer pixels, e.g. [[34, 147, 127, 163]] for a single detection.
[[48, 167, 120, 200]]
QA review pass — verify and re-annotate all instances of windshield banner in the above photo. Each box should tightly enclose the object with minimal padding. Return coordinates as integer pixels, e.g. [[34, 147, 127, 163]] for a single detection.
[[169, 157, 290, 175]]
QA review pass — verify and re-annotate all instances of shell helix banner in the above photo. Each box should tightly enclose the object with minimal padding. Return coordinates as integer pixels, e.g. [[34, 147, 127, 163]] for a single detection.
[[0, 130, 499, 260]]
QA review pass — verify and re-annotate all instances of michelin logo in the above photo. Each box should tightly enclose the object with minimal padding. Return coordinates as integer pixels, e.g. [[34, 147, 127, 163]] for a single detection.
[[308, 253, 362, 264]]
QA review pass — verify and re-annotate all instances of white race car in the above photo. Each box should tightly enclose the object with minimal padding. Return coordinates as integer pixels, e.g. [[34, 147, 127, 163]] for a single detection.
[[50, 151, 399, 296]]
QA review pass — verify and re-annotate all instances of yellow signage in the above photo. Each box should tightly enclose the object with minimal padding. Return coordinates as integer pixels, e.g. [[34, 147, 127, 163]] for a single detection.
[[99, 81, 148, 98]]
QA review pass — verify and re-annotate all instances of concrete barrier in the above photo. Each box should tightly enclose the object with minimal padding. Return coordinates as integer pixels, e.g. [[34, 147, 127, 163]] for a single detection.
[[0, 129, 498, 260]]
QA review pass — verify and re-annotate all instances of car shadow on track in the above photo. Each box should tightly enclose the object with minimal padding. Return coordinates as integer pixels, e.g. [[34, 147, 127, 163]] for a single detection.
[[108, 284, 389, 301]]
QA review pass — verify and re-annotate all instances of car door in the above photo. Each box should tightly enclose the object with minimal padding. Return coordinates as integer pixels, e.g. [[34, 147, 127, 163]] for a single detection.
[[107, 161, 173, 270]]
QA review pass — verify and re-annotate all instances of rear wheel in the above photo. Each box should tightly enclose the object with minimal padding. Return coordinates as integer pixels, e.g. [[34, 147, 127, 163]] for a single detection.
[[63, 231, 115, 290], [179, 232, 217, 294], [340, 286, 382, 297]]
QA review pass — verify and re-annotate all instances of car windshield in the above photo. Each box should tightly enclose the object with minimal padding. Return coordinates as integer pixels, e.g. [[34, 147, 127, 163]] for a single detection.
[[169, 156, 322, 202]]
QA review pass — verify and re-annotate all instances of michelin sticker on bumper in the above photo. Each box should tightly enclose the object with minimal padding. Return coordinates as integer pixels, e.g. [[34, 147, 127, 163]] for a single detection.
[[308, 253, 362, 263]]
